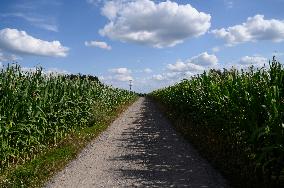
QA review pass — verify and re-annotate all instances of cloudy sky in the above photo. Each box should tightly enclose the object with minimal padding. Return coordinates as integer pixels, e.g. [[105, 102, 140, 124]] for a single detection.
[[0, 0, 284, 93]]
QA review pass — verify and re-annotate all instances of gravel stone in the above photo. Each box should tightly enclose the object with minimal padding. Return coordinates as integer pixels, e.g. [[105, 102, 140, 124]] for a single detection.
[[45, 97, 229, 188]]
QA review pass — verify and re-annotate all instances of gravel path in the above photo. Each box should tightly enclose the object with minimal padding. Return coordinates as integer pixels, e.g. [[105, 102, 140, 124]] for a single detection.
[[45, 97, 228, 188]]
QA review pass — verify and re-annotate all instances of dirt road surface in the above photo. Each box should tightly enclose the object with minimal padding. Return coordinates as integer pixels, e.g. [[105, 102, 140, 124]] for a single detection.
[[45, 97, 228, 188]]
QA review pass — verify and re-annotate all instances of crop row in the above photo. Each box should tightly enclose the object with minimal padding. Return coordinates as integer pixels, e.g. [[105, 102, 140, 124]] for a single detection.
[[0, 65, 136, 171], [151, 58, 284, 187]]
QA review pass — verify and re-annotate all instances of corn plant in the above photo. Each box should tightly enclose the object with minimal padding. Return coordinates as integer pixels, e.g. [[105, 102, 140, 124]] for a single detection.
[[151, 57, 284, 186], [0, 64, 136, 171]]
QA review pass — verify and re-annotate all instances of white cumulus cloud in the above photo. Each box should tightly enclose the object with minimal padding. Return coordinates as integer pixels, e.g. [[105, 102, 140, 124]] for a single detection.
[[109, 67, 133, 81], [167, 52, 218, 72], [212, 15, 284, 45], [99, 0, 211, 48], [85, 40, 112, 50], [216, 55, 268, 71], [167, 61, 188, 72], [190, 52, 218, 66], [114, 74, 133, 81], [0, 28, 69, 57], [238, 56, 268, 66], [152, 74, 165, 81], [151, 72, 180, 82], [109, 67, 131, 74]]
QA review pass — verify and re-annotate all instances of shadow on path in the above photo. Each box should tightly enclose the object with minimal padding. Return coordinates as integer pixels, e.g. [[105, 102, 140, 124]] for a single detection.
[[110, 98, 228, 188]]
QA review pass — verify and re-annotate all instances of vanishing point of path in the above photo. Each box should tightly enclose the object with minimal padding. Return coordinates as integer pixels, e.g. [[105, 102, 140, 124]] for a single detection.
[[45, 97, 228, 188]]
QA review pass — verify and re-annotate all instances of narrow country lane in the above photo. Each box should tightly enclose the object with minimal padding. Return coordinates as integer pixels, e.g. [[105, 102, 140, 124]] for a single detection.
[[45, 97, 228, 188]]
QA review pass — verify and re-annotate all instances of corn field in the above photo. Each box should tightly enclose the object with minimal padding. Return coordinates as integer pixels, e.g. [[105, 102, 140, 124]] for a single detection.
[[0, 65, 136, 171], [151, 57, 284, 187]]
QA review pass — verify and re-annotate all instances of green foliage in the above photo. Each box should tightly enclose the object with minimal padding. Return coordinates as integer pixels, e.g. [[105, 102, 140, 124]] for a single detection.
[[151, 57, 284, 187], [1, 123, 109, 188], [0, 64, 136, 172]]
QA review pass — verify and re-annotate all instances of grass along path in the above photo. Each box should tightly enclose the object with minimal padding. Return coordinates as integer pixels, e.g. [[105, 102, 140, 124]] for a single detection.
[[45, 97, 228, 188]]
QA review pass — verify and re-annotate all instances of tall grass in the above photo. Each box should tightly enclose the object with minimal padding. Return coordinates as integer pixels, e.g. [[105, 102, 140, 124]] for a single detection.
[[0, 64, 136, 171], [151, 57, 284, 187]]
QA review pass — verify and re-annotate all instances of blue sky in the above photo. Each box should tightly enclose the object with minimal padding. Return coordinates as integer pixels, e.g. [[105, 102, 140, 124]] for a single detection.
[[0, 0, 284, 93]]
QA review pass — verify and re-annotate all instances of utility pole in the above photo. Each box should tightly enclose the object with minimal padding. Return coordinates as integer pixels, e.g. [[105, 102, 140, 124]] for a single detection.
[[129, 80, 132, 91]]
